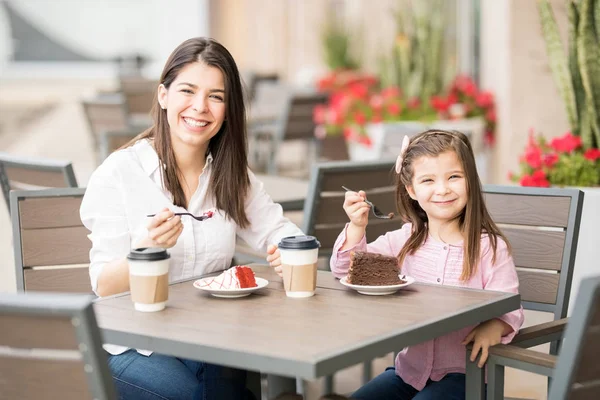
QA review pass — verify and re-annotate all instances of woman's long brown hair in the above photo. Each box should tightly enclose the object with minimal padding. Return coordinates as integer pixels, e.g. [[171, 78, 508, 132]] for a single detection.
[[395, 129, 510, 281], [124, 37, 251, 228]]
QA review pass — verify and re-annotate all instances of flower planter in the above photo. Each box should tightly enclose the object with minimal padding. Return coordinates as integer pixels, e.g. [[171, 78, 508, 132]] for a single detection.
[[347, 121, 427, 161], [347, 118, 486, 164], [567, 186, 600, 315]]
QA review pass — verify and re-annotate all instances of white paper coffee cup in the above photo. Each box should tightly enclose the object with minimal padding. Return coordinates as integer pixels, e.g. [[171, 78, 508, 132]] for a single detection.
[[278, 236, 320, 298], [127, 248, 170, 312]]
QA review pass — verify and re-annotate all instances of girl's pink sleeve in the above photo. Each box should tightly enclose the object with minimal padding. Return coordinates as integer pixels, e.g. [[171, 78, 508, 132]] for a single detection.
[[329, 223, 410, 279], [482, 238, 525, 344]]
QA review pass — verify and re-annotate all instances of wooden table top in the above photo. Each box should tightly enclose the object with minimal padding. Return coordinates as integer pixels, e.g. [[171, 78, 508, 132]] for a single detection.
[[94, 266, 520, 379]]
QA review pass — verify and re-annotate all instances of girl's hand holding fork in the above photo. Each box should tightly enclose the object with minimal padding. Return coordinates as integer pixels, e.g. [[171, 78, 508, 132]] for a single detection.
[[341, 189, 370, 250]]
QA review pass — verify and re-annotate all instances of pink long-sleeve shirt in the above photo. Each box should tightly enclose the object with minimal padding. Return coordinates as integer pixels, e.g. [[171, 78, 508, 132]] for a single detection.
[[330, 223, 524, 391]]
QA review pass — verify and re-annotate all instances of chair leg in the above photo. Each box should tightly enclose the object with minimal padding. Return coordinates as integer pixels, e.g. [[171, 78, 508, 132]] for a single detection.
[[361, 360, 372, 385], [323, 374, 334, 395], [486, 357, 505, 400], [265, 135, 278, 175], [465, 353, 485, 400]]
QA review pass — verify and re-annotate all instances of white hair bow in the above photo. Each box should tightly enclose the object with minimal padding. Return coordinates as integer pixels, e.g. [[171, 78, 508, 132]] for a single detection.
[[395, 135, 411, 174]]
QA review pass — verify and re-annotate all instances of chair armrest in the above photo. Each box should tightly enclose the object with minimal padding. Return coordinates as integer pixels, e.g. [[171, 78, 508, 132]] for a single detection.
[[488, 344, 557, 371], [511, 318, 568, 348]]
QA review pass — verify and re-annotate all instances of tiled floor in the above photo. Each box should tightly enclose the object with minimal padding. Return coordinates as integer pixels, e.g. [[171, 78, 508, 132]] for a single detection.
[[0, 80, 549, 399]]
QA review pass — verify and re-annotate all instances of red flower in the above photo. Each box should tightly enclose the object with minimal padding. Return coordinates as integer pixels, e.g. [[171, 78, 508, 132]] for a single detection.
[[326, 108, 343, 125], [584, 148, 600, 161], [520, 170, 550, 187], [369, 95, 384, 111], [524, 145, 543, 169], [312, 104, 327, 124], [543, 153, 559, 168], [358, 135, 373, 147], [387, 103, 401, 116], [476, 91, 494, 108], [348, 83, 369, 99], [430, 95, 450, 112], [549, 132, 582, 153], [484, 130, 495, 147], [343, 126, 356, 140], [485, 109, 496, 123], [380, 86, 401, 99], [407, 97, 421, 109], [353, 111, 367, 126]]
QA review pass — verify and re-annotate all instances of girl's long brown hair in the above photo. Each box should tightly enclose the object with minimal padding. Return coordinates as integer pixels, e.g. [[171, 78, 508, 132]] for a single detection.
[[124, 37, 251, 228], [395, 129, 510, 281]]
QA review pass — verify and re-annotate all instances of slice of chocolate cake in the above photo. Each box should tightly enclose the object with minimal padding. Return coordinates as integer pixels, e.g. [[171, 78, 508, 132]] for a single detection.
[[347, 251, 404, 286]]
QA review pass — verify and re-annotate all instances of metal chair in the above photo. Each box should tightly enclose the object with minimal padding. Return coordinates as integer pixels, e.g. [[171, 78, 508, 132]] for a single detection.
[[11, 188, 91, 293], [249, 90, 328, 176], [0, 291, 116, 399], [0, 152, 78, 212], [481, 275, 600, 400], [466, 185, 585, 399]]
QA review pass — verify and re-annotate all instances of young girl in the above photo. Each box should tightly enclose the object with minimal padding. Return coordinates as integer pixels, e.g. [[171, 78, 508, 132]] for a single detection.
[[330, 130, 524, 400], [81, 37, 302, 399]]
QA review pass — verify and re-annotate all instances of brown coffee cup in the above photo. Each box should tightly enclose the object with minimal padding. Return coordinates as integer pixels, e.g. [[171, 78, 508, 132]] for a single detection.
[[127, 248, 170, 312], [278, 236, 320, 298]]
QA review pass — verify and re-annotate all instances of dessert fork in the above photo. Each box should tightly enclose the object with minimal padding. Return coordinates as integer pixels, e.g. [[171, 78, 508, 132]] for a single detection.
[[146, 212, 211, 221], [342, 186, 394, 219]]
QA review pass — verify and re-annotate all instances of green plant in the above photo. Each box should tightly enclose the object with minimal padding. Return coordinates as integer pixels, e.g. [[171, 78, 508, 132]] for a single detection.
[[537, 0, 600, 148], [511, 130, 600, 187], [321, 14, 361, 71], [378, 0, 448, 105]]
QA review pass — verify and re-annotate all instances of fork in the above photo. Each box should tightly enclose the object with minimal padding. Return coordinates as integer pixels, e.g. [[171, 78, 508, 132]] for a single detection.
[[146, 212, 211, 221], [341, 186, 395, 219]]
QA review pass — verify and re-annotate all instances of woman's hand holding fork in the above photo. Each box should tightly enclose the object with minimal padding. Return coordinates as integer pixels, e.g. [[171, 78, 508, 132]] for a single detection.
[[135, 208, 183, 249]]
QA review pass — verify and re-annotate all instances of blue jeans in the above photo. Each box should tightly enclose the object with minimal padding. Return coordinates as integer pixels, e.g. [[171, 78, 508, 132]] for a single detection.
[[107, 350, 253, 399], [351, 367, 466, 400]]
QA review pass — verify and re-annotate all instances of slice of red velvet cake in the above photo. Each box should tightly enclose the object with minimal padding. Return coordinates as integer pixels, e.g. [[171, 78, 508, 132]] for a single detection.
[[197, 266, 257, 289], [234, 265, 257, 288], [347, 251, 404, 286]]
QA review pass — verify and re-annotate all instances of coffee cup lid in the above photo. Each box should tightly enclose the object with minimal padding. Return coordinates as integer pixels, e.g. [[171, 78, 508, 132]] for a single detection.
[[278, 235, 320, 250], [127, 248, 170, 261]]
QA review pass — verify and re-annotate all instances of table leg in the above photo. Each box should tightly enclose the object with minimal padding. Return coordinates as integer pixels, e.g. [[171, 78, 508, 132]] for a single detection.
[[465, 353, 485, 400], [260, 373, 297, 400]]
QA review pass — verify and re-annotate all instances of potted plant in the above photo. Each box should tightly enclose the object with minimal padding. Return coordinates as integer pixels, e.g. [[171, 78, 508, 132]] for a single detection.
[[530, 0, 600, 314], [510, 130, 600, 187], [313, 75, 496, 161]]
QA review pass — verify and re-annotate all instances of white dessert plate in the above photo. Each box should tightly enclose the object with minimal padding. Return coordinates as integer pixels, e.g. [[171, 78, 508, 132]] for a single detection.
[[339, 275, 415, 296], [193, 277, 269, 298]]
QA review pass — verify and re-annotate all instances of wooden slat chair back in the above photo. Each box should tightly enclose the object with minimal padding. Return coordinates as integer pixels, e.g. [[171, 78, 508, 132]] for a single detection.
[[277, 91, 329, 142], [11, 188, 92, 293], [302, 160, 403, 267], [0, 152, 78, 212], [483, 186, 584, 334], [81, 99, 129, 149], [99, 128, 143, 161], [119, 76, 159, 116], [549, 276, 600, 400], [264, 91, 329, 175], [0, 292, 116, 399]]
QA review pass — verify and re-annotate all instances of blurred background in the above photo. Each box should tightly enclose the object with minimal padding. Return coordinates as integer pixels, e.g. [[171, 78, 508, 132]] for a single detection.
[[0, 0, 574, 185], [1, 2, 597, 398]]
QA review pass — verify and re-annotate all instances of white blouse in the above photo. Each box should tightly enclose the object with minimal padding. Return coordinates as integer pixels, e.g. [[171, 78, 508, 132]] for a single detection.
[[80, 139, 303, 355]]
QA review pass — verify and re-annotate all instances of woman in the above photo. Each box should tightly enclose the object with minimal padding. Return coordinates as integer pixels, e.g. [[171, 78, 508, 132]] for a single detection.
[[81, 37, 302, 399]]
